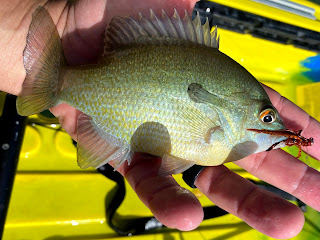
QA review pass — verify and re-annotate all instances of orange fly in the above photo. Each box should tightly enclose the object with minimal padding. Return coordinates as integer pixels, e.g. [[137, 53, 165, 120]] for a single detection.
[[247, 129, 314, 158]]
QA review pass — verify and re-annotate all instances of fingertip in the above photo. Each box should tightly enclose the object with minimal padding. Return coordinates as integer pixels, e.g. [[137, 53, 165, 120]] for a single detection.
[[240, 189, 305, 239], [267, 203, 305, 239], [265, 205, 304, 239], [148, 186, 203, 231]]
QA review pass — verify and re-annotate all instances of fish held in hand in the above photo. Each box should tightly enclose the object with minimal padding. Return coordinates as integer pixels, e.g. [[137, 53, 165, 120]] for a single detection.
[[17, 7, 289, 175]]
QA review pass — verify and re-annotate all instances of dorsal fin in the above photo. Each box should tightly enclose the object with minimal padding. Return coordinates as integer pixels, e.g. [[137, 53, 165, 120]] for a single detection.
[[103, 10, 219, 56]]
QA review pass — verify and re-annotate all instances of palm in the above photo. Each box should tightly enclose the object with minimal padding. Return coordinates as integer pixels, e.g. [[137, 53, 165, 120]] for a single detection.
[[49, 0, 320, 239]]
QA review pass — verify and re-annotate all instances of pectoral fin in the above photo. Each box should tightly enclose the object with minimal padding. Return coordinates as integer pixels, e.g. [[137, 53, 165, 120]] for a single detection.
[[187, 83, 219, 104], [188, 83, 255, 108], [159, 154, 195, 176], [77, 113, 132, 169]]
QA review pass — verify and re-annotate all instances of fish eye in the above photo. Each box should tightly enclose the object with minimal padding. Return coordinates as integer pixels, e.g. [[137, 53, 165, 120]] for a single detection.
[[259, 108, 276, 124]]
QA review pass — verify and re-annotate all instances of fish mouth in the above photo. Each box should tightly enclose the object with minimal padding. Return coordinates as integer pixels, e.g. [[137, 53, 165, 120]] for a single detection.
[[247, 128, 314, 158], [247, 128, 288, 152]]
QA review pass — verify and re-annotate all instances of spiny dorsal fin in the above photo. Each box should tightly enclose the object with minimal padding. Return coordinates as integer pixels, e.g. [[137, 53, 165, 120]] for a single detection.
[[103, 10, 219, 56]]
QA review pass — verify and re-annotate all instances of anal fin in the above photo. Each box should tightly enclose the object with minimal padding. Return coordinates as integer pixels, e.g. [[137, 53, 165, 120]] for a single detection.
[[77, 113, 131, 169], [159, 154, 195, 176]]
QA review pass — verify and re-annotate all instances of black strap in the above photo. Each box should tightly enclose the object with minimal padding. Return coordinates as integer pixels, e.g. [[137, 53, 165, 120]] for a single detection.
[[182, 165, 206, 188], [98, 164, 228, 236], [98, 164, 165, 236], [0, 94, 27, 238]]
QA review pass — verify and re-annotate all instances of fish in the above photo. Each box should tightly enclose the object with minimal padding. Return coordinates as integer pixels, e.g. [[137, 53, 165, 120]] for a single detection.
[[17, 6, 288, 175]]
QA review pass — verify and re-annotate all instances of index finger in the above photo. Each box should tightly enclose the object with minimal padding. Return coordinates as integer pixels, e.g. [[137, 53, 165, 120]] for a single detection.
[[263, 85, 320, 160]]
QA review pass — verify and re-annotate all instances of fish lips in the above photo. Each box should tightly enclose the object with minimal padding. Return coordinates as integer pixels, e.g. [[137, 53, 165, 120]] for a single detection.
[[254, 132, 288, 152]]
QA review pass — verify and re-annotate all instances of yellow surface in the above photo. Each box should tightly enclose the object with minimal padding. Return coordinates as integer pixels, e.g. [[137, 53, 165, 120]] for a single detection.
[[3, 0, 320, 239], [4, 122, 319, 240], [210, 0, 320, 31], [218, 28, 317, 102], [297, 82, 320, 120]]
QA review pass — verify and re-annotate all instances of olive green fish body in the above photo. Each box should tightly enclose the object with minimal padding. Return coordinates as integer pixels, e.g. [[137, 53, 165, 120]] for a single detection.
[[59, 45, 221, 164], [17, 7, 287, 174]]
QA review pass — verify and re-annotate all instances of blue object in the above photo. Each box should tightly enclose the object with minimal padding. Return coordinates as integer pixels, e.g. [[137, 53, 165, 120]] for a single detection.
[[302, 55, 320, 82]]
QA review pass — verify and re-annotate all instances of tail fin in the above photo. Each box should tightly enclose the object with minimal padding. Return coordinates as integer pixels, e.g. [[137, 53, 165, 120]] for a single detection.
[[17, 6, 65, 116]]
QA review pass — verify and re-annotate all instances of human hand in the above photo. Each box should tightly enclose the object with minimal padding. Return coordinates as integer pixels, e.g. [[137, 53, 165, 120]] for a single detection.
[[1, 0, 320, 239]]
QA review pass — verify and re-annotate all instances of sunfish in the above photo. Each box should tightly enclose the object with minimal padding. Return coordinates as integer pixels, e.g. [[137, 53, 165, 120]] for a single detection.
[[17, 7, 287, 175]]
